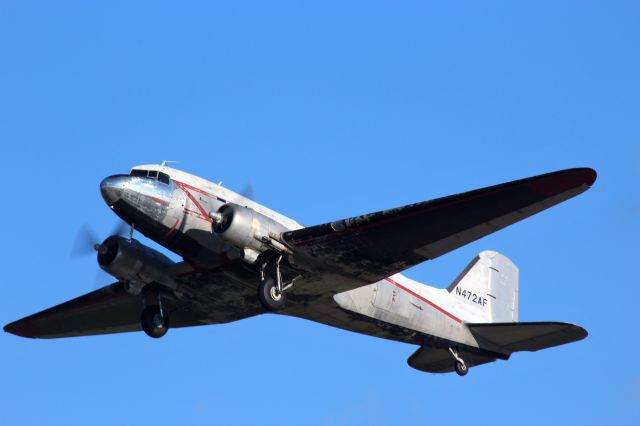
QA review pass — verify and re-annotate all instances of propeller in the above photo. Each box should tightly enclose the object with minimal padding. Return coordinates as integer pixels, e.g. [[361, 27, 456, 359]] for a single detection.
[[70, 220, 131, 289], [70, 224, 100, 258], [70, 220, 130, 259]]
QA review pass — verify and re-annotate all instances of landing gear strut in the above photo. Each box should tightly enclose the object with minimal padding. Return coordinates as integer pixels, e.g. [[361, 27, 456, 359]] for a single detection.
[[449, 347, 468, 377], [257, 255, 299, 311], [140, 292, 170, 338]]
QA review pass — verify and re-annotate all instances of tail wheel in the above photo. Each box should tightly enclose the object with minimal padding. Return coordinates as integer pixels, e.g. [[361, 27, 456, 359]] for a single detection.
[[454, 361, 468, 376], [258, 278, 287, 311], [140, 305, 170, 338]]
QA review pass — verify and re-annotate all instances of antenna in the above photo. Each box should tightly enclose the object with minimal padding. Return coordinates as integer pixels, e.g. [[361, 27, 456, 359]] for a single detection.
[[161, 160, 180, 167]]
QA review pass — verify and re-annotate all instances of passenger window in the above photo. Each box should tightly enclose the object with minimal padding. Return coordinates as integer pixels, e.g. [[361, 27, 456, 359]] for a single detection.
[[158, 172, 170, 185], [148, 170, 158, 179]]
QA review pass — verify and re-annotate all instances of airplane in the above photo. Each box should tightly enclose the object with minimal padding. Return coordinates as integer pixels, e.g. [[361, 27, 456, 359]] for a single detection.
[[4, 165, 596, 376]]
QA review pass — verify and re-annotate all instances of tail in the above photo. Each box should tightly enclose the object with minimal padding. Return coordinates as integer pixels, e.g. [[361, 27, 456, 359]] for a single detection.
[[409, 251, 588, 375], [447, 250, 518, 323]]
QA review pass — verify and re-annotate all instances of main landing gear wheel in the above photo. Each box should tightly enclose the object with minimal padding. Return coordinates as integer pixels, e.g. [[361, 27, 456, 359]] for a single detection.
[[454, 361, 468, 377], [258, 278, 287, 311], [140, 305, 170, 338]]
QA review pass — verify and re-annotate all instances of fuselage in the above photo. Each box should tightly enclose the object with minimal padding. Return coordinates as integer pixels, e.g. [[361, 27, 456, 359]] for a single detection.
[[100, 164, 485, 350]]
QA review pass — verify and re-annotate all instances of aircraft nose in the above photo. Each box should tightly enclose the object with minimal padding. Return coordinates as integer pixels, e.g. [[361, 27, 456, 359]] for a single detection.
[[100, 175, 126, 206]]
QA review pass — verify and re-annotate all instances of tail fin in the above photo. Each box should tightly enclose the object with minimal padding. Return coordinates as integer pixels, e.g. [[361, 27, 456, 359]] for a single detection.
[[447, 250, 518, 323]]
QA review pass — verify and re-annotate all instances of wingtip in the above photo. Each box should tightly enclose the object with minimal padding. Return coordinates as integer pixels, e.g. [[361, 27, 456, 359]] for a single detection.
[[575, 167, 597, 187], [557, 321, 588, 342], [3, 320, 42, 339], [557, 167, 597, 188], [527, 167, 598, 198], [574, 323, 589, 341]]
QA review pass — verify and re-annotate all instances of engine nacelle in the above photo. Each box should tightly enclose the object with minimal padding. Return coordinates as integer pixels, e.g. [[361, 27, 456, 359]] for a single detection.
[[97, 236, 176, 290], [211, 203, 290, 263]]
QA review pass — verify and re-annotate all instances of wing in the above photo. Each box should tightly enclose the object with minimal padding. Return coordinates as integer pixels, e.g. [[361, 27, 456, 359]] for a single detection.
[[4, 262, 265, 339], [283, 168, 596, 287], [4, 282, 168, 338]]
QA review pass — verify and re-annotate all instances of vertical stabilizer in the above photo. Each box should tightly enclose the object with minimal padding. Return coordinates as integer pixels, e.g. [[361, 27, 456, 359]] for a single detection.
[[447, 251, 518, 323]]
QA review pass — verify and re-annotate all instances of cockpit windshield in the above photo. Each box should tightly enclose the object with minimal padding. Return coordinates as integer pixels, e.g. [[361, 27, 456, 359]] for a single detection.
[[130, 169, 147, 177], [130, 169, 171, 185]]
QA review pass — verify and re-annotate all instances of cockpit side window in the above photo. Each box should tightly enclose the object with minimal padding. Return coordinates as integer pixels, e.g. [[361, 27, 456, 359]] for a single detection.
[[148, 170, 158, 179], [158, 172, 170, 185]]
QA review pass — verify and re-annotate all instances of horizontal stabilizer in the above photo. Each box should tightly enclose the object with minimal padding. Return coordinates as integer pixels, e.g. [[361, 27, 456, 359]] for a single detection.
[[408, 322, 586, 374], [408, 346, 497, 374], [467, 321, 587, 352]]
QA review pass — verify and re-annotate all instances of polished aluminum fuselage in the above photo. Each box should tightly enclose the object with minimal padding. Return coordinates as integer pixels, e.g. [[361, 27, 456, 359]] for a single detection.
[[100, 164, 486, 351]]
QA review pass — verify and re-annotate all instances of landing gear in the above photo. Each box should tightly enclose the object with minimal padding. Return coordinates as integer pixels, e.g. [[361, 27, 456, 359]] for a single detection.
[[141, 305, 169, 338], [258, 277, 287, 311], [257, 255, 300, 311], [449, 347, 468, 377], [140, 296, 170, 339], [454, 360, 468, 376]]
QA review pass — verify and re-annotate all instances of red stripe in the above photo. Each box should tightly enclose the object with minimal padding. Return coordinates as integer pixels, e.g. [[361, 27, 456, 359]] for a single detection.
[[173, 180, 218, 199], [143, 194, 169, 206], [385, 277, 462, 323], [184, 209, 209, 221], [175, 181, 212, 223], [165, 217, 181, 237]]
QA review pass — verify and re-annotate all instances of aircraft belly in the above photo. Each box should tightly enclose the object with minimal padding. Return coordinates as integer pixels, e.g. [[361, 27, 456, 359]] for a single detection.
[[279, 275, 478, 347], [172, 260, 266, 324], [331, 280, 479, 347]]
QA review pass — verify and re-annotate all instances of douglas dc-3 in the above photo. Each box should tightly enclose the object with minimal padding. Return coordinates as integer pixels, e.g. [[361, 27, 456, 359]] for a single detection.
[[4, 165, 596, 376]]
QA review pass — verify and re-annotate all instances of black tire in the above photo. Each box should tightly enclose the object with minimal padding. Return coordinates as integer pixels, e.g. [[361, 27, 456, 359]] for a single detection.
[[454, 361, 468, 377], [258, 278, 287, 311], [140, 305, 170, 338]]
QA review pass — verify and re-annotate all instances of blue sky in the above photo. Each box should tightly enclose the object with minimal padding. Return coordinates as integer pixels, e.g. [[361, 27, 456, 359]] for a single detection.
[[1, 1, 638, 424]]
